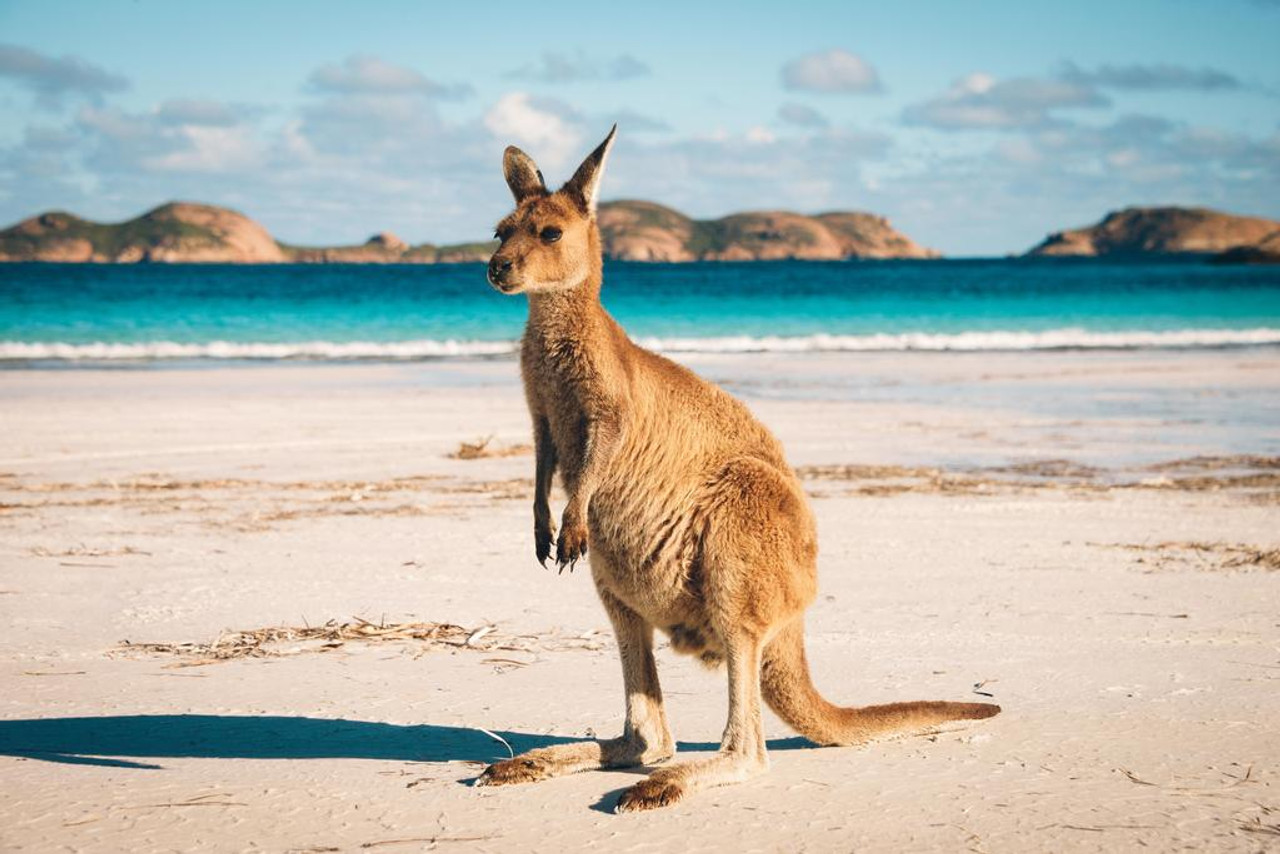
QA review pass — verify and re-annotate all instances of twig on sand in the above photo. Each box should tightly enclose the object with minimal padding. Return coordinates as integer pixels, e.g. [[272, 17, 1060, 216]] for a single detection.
[[124, 794, 247, 809], [361, 835, 499, 849], [1090, 540, 1280, 572], [363, 813, 500, 849], [1053, 824, 1161, 832], [61, 815, 103, 827], [448, 436, 532, 460], [1118, 765, 1256, 795], [1239, 817, 1280, 837], [1228, 660, 1280, 670]]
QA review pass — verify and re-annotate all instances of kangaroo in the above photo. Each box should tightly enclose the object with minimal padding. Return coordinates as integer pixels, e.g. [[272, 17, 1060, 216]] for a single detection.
[[474, 126, 999, 812]]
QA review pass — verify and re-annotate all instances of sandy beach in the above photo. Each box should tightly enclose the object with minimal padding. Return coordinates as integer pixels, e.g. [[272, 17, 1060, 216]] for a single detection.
[[1, 350, 1278, 852]]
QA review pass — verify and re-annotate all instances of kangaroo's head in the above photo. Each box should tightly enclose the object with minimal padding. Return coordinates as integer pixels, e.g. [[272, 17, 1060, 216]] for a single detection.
[[488, 125, 616, 295]]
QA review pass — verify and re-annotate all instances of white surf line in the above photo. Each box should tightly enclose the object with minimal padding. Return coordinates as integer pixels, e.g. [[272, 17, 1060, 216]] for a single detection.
[[5, 328, 1280, 360]]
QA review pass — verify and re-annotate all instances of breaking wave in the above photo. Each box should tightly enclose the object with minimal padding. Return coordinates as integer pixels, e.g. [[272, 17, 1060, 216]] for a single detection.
[[2, 328, 1279, 362]]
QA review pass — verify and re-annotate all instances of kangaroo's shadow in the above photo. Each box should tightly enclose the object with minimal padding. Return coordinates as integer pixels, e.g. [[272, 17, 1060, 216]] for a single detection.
[[0, 715, 574, 769], [0, 715, 815, 770]]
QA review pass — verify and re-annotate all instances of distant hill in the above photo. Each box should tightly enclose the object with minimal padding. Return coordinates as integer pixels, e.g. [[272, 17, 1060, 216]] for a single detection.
[[1211, 231, 1280, 265], [597, 200, 939, 261], [0, 203, 495, 265], [0, 199, 939, 264], [281, 232, 496, 264], [1026, 207, 1280, 258], [0, 203, 287, 263]]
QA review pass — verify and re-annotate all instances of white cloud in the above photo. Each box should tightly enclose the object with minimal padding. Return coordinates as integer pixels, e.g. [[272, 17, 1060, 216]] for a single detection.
[[506, 51, 651, 83], [483, 93, 583, 169], [307, 55, 470, 99], [1059, 61, 1241, 92], [155, 99, 243, 128], [73, 102, 265, 175], [996, 137, 1042, 165], [903, 72, 1108, 130], [781, 49, 882, 94], [777, 102, 829, 128], [146, 126, 262, 173], [0, 42, 128, 107]]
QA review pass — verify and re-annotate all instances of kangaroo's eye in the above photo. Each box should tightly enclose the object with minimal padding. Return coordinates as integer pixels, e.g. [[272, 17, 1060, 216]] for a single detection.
[[540, 226, 563, 244]]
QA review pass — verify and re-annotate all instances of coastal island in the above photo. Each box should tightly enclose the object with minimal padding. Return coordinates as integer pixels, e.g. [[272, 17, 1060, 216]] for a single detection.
[[1025, 206, 1280, 262], [0, 200, 936, 264], [5, 201, 1278, 264]]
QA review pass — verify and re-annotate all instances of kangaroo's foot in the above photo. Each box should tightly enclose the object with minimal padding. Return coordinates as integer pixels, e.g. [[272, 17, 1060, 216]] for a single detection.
[[475, 734, 673, 788], [614, 749, 766, 813]]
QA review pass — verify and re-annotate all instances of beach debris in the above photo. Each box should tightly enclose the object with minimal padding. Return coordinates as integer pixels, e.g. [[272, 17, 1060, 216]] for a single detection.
[[5, 455, 1277, 531], [113, 617, 611, 667], [29, 544, 150, 558], [448, 436, 533, 460], [465, 625, 494, 646], [359, 812, 501, 847], [986, 459, 1102, 479], [1117, 763, 1256, 795], [791, 456, 1280, 501], [123, 793, 247, 809], [1146, 454, 1280, 472], [1091, 541, 1280, 572], [1238, 817, 1280, 838]]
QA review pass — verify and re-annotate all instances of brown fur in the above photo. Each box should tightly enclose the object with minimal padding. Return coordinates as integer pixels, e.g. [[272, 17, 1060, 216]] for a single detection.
[[474, 127, 1000, 812]]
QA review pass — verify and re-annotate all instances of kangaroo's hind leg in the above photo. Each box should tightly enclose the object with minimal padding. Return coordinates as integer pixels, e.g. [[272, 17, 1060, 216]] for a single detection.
[[613, 456, 814, 811], [615, 626, 769, 812], [476, 584, 674, 786]]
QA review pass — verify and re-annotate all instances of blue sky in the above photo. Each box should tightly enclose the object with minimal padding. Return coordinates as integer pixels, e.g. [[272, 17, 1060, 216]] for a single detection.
[[1, 0, 1277, 255]]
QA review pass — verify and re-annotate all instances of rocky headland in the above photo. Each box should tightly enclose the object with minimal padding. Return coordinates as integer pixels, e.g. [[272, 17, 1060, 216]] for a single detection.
[[1026, 206, 1280, 260], [0, 199, 938, 264]]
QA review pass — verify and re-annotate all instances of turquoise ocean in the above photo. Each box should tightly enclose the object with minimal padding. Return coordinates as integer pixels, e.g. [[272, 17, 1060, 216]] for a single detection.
[[2, 258, 1279, 362]]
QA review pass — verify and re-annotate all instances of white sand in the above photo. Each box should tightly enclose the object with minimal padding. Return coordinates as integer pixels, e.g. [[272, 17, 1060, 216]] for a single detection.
[[1, 353, 1277, 852]]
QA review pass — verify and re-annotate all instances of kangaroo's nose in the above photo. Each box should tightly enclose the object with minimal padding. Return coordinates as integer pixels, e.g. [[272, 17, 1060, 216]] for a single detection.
[[489, 257, 513, 278]]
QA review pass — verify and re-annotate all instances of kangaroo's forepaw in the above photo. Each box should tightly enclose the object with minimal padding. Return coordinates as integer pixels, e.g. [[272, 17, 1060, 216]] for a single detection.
[[556, 524, 588, 570], [534, 524, 554, 567], [615, 777, 686, 813], [474, 756, 554, 787]]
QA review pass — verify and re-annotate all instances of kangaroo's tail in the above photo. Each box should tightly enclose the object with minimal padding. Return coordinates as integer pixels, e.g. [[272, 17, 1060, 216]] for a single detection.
[[760, 618, 999, 746]]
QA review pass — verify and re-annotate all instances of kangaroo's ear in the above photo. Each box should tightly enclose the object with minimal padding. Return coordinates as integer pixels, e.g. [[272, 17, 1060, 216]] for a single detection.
[[503, 146, 547, 203], [561, 125, 617, 217]]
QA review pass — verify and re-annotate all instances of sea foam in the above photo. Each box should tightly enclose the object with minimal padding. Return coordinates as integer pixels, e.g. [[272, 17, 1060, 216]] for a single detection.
[[2, 328, 1279, 361]]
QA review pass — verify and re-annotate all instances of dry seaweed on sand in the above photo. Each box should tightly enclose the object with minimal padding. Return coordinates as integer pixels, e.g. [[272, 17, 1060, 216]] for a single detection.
[[794, 463, 938, 481], [795, 457, 1280, 500], [1091, 541, 1280, 572], [5, 474, 445, 495], [114, 617, 611, 666], [1145, 455, 1280, 472], [448, 436, 533, 460], [985, 459, 1103, 479], [29, 544, 150, 558]]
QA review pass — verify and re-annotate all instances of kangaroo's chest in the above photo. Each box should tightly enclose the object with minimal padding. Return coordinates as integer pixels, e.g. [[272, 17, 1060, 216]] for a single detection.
[[521, 340, 599, 473]]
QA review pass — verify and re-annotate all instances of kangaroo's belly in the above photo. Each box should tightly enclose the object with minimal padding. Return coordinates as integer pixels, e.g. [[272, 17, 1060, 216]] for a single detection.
[[584, 450, 738, 666]]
